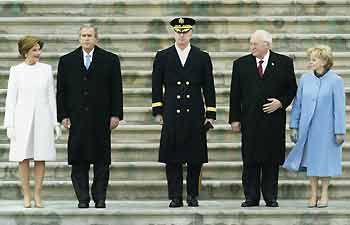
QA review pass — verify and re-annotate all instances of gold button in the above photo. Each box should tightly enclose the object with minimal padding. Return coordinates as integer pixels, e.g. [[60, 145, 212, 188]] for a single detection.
[[177, 81, 181, 85], [186, 109, 190, 112], [186, 81, 190, 85], [176, 109, 180, 114], [177, 95, 181, 99], [186, 95, 190, 99]]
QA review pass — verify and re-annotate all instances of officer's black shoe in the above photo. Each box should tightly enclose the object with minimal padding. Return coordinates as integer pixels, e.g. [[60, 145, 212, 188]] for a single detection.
[[169, 198, 183, 208], [95, 200, 106, 208], [186, 196, 199, 207], [241, 200, 259, 207], [78, 202, 89, 208], [265, 200, 279, 207]]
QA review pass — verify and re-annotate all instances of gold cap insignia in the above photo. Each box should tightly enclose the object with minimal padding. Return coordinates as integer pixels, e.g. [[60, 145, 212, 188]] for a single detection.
[[179, 18, 184, 24]]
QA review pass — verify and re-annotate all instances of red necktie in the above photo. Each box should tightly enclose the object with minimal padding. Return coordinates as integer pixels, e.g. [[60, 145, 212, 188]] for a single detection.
[[258, 60, 264, 77]]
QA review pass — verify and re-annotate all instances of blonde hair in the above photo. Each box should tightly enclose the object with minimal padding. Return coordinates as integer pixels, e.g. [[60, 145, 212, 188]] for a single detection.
[[17, 36, 43, 58], [307, 45, 334, 70]]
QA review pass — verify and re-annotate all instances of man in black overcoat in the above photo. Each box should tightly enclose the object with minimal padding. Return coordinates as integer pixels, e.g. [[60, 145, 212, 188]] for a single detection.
[[229, 30, 297, 207], [56, 24, 123, 208], [152, 17, 216, 208]]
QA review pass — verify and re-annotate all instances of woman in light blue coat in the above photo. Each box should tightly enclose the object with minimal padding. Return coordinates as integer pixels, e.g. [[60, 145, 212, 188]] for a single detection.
[[283, 45, 345, 208]]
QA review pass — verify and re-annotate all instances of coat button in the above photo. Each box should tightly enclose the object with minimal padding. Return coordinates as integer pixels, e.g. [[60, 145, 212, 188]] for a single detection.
[[83, 77, 88, 81], [177, 81, 181, 85], [177, 95, 181, 99], [85, 107, 89, 111], [186, 81, 190, 85], [186, 109, 190, 112], [176, 109, 180, 114], [186, 95, 190, 99]]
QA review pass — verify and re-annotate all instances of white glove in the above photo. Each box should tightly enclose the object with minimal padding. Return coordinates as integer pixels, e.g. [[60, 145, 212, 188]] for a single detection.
[[6, 127, 15, 140], [290, 128, 298, 143], [335, 134, 345, 145], [54, 125, 62, 140]]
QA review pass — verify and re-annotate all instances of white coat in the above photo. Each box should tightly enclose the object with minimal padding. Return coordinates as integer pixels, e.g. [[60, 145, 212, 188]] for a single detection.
[[4, 62, 57, 161]]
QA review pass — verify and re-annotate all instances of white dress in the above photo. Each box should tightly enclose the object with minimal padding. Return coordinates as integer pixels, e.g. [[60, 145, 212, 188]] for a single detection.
[[4, 62, 57, 161]]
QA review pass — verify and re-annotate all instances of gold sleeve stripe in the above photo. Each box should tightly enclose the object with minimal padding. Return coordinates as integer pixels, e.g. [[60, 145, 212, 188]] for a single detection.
[[152, 102, 163, 107], [207, 107, 216, 112]]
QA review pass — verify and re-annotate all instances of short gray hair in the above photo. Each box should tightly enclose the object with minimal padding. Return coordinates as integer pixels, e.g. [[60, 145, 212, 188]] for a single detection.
[[252, 30, 272, 46], [79, 24, 98, 39]]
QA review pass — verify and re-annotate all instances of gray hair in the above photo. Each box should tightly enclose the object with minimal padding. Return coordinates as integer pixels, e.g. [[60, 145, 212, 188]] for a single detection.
[[252, 30, 272, 46], [79, 24, 98, 39]]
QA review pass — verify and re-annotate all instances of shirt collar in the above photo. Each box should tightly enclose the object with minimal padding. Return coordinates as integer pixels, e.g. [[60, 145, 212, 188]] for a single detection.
[[83, 48, 94, 59], [256, 50, 270, 64], [175, 43, 191, 54]]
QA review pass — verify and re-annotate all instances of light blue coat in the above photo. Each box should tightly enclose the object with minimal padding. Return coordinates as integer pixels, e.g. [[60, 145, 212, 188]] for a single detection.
[[283, 70, 345, 176]]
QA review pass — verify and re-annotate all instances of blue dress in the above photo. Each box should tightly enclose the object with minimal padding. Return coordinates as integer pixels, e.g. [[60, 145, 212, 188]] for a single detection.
[[283, 70, 345, 176]]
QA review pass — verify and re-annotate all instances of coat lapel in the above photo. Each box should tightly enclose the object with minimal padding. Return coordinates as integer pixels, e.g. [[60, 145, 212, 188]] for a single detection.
[[248, 54, 261, 79], [183, 46, 194, 69], [75, 47, 86, 72], [263, 51, 277, 79], [171, 45, 184, 70]]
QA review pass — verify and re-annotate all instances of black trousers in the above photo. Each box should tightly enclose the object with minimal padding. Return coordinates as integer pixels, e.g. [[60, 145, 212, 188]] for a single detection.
[[165, 163, 202, 199], [71, 161, 110, 203], [242, 162, 279, 202]]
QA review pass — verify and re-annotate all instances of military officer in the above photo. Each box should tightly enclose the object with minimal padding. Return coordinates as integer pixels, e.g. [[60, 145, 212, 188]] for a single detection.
[[152, 17, 216, 208]]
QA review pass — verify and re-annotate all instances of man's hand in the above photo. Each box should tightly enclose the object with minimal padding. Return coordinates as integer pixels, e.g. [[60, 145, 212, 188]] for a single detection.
[[204, 118, 215, 125], [110, 117, 120, 130], [231, 122, 241, 133], [155, 114, 163, 125], [62, 118, 71, 129], [263, 98, 282, 114]]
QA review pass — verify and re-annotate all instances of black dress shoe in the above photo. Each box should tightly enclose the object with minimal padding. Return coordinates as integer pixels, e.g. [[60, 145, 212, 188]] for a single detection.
[[265, 201, 279, 207], [241, 200, 259, 207], [186, 196, 199, 207], [78, 202, 89, 208], [95, 200, 106, 208], [169, 198, 183, 208]]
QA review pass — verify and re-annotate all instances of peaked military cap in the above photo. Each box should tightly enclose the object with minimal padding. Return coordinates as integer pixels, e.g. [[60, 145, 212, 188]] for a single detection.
[[170, 17, 196, 33]]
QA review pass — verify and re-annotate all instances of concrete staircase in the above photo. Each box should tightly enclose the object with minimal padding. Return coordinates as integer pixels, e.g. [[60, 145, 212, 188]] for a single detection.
[[1, 0, 350, 224]]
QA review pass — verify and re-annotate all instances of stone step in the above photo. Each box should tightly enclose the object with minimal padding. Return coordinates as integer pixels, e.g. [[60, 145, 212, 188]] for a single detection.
[[2, 33, 350, 53], [1, 51, 350, 71], [1, 161, 350, 181], [1, 69, 350, 89], [2, 85, 350, 108], [0, 142, 349, 163], [1, 0, 349, 17], [1, 179, 350, 200], [2, 105, 350, 126], [2, 16, 350, 35], [0, 200, 348, 225]]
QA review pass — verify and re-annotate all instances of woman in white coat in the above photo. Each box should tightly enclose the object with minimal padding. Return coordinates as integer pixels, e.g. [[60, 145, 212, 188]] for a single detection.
[[283, 45, 346, 208], [4, 36, 61, 208]]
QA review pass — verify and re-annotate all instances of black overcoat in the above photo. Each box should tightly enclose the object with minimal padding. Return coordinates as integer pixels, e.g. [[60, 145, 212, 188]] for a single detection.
[[229, 51, 297, 164], [56, 46, 123, 165], [152, 45, 216, 163]]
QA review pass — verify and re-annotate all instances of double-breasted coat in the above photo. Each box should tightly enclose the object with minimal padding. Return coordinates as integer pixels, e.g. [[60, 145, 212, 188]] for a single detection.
[[152, 45, 216, 163], [229, 51, 297, 165], [4, 62, 57, 161], [56, 46, 123, 165], [283, 70, 345, 176]]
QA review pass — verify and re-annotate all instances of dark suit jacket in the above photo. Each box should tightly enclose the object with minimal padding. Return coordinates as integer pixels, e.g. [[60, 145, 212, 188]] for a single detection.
[[56, 46, 123, 165], [229, 51, 297, 164], [152, 45, 216, 163]]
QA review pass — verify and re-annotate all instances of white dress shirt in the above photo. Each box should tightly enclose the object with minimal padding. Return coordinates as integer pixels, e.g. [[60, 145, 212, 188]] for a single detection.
[[255, 50, 270, 74], [175, 44, 191, 67], [83, 48, 94, 65]]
